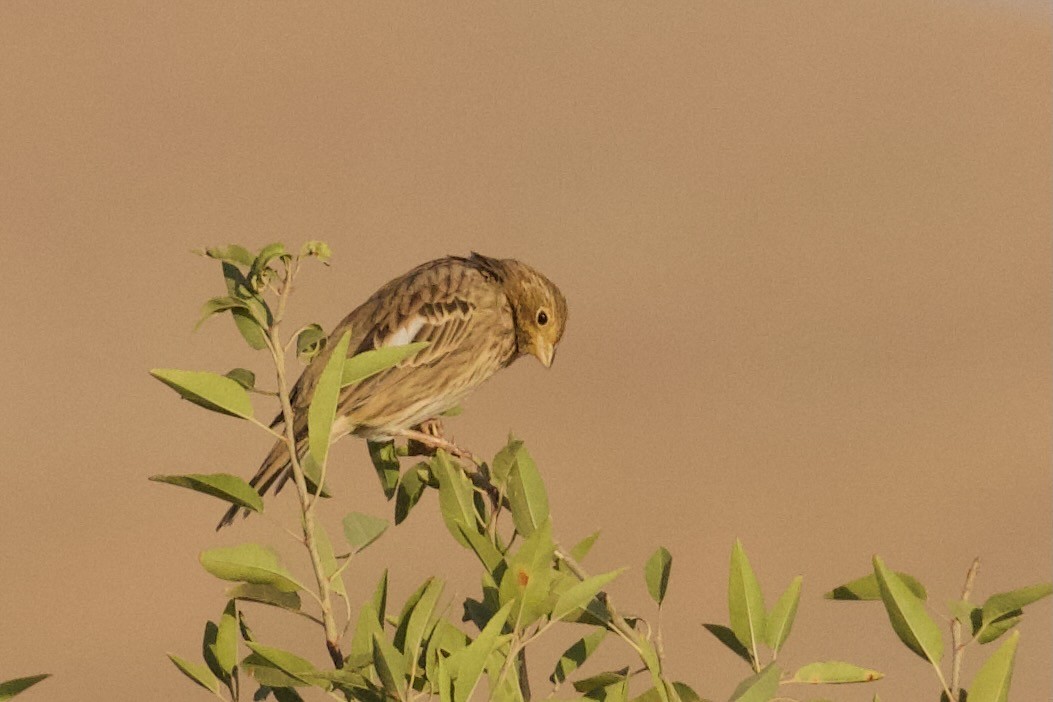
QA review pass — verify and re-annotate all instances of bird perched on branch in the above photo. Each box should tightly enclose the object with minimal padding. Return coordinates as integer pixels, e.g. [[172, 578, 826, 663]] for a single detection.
[[218, 252, 567, 528]]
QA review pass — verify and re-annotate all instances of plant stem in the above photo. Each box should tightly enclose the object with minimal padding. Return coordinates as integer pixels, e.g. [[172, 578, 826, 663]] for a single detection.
[[268, 259, 344, 668], [553, 545, 642, 656], [949, 557, 981, 700]]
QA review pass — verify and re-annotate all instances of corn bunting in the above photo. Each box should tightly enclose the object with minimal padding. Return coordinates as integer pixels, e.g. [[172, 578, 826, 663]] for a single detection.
[[218, 252, 567, 528]]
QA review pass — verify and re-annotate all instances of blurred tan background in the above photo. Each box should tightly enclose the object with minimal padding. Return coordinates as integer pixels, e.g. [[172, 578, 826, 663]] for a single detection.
[[1, 2, 1049, 700]]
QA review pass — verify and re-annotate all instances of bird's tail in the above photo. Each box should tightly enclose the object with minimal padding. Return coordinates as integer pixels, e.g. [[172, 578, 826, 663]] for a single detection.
[[216, 438, 299, 530]]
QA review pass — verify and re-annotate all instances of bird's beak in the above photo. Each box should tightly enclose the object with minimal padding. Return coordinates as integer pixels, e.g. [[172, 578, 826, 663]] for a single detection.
[[535, 341, 555, 368]]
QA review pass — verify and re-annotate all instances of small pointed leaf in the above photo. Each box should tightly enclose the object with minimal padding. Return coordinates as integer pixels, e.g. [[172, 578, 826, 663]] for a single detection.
[[702, 624, 753, 666], [645, 547, 673, 606], [980, 583, 1052, 626], [729, 664, 780, 702], [968, 630, 1019, 702], [368, 440, 401, 499], [550, 629, 607, 684], [200, 544, 303, 592], [341, 343, 429, 387], [554, 569, 626, 621], [308, 331, 351, 467], [151, 369, 254, 419], [873, 556, 943, 664], [150, 473, 263, 513], [342, 512, 389, 552], [506, 442, 549, 537], [728, 540, 766, 661], [765, 576, 803, 653], [789, 661, 883, 683], [0, 675, 50, 701], [226, 583, 302, 611], [826, 571, 927, 601], [295, 324, 326, 362], [167, 654, 221, 694]]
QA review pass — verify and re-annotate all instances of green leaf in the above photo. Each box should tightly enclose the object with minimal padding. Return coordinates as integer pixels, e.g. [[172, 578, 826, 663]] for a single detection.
[[425, 619, 470, 691], [167, 654, 222, 694], [550, 629, 607, 684], [729, 664, 780, 702], [977, 611, 1022, 645], [451, 602, 513, 702], [150, 473, 263, 513], [342, 512, 389, 552], [0, 675, 50, 701], [196, 295, 251, 329], [569, 531, 601, 563], [505, 442, 549, 537], [645, 547, 673, 607], [499, 520, 557, 629], [554, 569, 626, 621], [314, 522, 347, 597], [226, 583, 302, 611], [199, 243, 253, 266], [212, 601, 239, 675], [728, 540, 766, 662], [248, 242, 289, 289], [826, 571, 927, 601], [573, 669, 630, 694], [299, 454, 333, 498], [980, 583, 1052, 627], [373, 632, 408, 696], [341, 343, 430, 387], [198, 243, 256, 267], [491, 436, 523, 488], [702, 624, 753, 666], [765, 576, 802, 654], [245, 642, 319, 686], [308, 330, 351, 467], [295, 323, 327, 363], [456, 525, 506, 574], [968, 630, 1019, 702], [398, 578, 445, 669], [395, 463, 428, 524], [433, 451, 482, 547], [231, 307, 269, 350], [789, 661, 883, 683], [873, 556, 943, 664], [670, 682, 703, 702], [371, 569, 389, 624], [948, 599, 979, 627], [224, 368, 256, 390], [368, 440, 401, 499], [200, 544, 303, 593], [219, 260, 270, 349], [299, 240, 332, 262], [151, 368, 254, 419], [241, 652, 305, 688], [349, 603, 383, 669]]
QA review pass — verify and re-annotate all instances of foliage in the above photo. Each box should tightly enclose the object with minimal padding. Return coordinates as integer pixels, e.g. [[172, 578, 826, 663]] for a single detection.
[[146, 242, 1051, 702]]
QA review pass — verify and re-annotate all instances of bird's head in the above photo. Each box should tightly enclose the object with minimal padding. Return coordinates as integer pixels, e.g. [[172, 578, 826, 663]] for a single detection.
[[488, 257, 568, 368]]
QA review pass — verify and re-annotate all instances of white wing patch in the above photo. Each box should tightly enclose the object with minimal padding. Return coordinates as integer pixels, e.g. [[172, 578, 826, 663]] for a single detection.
[[383, 316, 426, 348]]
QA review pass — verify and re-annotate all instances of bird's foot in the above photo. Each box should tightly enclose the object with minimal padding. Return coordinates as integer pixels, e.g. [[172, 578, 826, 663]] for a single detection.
[[405, 419, 448, 456], [396, 426, 500, 510]]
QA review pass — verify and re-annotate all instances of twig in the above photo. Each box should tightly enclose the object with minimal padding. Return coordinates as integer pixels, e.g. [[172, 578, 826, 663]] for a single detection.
[[950, 557, 981, 701], [267, 257, 344, 668], [553, 545, 642, 655]]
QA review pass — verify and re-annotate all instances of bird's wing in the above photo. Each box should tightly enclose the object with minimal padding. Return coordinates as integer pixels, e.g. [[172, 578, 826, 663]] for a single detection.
[[282, 257, 492, 430]]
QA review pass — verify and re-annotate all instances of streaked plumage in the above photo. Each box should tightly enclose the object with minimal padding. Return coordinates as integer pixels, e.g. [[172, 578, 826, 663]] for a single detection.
[[219, 252, 567, 528]]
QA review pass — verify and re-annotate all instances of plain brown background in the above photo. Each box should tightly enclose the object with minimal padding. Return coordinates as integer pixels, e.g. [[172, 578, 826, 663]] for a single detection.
[[1, 2, 1050, 700]]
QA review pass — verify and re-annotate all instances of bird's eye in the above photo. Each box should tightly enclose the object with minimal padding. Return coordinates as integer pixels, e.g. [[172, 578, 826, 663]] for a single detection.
[[536, 310, 549, 326]]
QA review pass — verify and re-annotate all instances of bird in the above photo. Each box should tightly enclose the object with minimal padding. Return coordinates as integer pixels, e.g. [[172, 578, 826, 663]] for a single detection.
[[218, 252, 568, 528]]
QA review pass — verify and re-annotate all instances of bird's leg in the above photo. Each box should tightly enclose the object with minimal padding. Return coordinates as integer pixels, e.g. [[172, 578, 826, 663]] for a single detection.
[[405, 418, 448, 457], [396, 425, 500, 510], [399, 423, 474, 462]]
